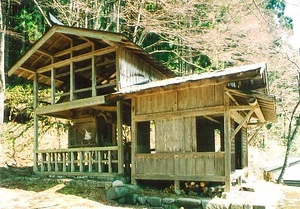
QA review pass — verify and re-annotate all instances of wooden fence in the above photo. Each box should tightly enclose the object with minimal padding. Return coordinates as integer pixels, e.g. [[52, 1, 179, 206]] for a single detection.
[[35, 146, 119, 176]]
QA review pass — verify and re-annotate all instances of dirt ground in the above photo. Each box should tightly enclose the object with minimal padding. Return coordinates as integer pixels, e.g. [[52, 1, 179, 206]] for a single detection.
[[0, 185, 127, 209], [0, 169, 300, 209]]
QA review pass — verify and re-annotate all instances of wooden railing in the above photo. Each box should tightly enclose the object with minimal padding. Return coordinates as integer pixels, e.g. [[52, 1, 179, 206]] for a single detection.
[[35, 146, 119, 176], [134, 152, 225, 182]]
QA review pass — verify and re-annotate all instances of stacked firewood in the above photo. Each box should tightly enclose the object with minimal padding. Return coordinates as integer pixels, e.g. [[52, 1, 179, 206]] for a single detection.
[[163, 181, 224, 198]]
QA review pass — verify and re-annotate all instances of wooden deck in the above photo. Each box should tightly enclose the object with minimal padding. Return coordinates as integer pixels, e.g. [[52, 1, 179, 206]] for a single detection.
[[134, 152, 225, 182], [34, 146, 120, 176]]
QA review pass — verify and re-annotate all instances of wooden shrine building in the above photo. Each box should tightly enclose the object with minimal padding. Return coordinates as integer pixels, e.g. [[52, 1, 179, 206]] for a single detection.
[[8, 25, 276, 191]]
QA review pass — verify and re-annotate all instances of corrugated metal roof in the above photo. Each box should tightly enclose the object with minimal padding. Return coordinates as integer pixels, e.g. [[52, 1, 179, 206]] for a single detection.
[[118, 62, 267, 94], [116, 62, 277, 123], [261, 157, 300, 172]]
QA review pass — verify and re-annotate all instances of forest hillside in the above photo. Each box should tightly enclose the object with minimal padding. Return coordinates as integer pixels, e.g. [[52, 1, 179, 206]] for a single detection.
[[0, 0, 299, 180]]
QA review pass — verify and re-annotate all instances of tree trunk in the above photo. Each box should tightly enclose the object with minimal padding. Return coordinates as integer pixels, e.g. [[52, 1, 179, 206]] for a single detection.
[[0, 0, 6, 132], [277, 99, 300, 184]]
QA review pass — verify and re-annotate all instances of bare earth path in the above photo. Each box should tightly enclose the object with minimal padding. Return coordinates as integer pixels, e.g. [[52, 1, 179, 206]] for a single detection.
[[1, 182, 300, 209], [0, 184, 130, 209]]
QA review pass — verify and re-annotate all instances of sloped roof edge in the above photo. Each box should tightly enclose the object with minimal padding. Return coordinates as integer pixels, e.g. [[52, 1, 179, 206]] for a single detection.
[[8, 25, 175, 78], [118, 62, 267, 94]]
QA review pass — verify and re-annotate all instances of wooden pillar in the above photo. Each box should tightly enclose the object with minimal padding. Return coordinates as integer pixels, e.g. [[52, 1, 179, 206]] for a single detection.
[[224, 91, 231, 192], [131, 98, 137, 185], [117, 100, 124, 174], [51, 67, 55, 105], [70, 62, 75, 101], [33, 73, 39, 172], [91, 43, 96, 97], [70, 40, 75, 101]]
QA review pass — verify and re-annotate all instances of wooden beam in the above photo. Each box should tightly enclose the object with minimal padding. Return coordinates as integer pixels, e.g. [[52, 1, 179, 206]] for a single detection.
[[37, 49, 54, 58], [18, 66, 64, 87], [91, 105, 117, 112], [225, 91, 239, 106], [203, 115, 221, 124], [55, 25, 125, 43], [231, 111, 245, 125], [248, 124, 264, 145], [133, 105, 224, 122], [254, 108, 266, 123], [35, 95, 106, 115], [230, 109, 254, 141], [37, 46, 117, 74], [8, 26, 59, 76], [54, 42, 93, 57], [229, 105, 255, 111]]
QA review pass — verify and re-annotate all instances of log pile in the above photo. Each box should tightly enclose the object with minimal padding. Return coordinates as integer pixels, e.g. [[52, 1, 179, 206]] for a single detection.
[[163, 181, 225, 198]]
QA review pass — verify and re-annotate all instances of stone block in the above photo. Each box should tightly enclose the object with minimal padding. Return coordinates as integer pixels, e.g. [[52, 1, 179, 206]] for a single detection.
[[137, 195, 148, 205], [230, 203, 243, 209], [175, 197, 202, 208], [125, 193, 138, 205], [147, 196, 162, 207], [162, 197, 176, 204], [206, 198, 231, 209], [253, 205, 265, 209], [106, 186, 129, 200], [243, 204, 253, 209]]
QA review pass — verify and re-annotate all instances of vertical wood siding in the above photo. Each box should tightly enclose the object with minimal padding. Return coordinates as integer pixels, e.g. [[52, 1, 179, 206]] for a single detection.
[[155, 117, 196, 152], [135, 84, 224, 115], [119, 49, 167, 88], [135, 152, 225, 180]]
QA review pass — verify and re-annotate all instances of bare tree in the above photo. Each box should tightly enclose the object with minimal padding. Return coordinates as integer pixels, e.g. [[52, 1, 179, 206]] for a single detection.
[[277, 60, 300, 184]]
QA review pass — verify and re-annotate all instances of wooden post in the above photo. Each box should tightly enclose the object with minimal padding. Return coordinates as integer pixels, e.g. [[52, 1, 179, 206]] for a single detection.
[[108, 150, 112, 173], [91, 43, 96, 97], [70, 62, 75, 101], [224, 91, 231, 192], [71, 152, 75, 172], [98, 151, 102, 172], [51, 65, 55, 105], [33, 73, 39, 172], [55, 152, 58, 172], [63, 152, 66, 172], [88, 151, 92, 172], [47, 153, 51, 172], [117, 100, 124, 174], [79, 151, 83, 172], [174, 155, 180, 190], [131, 99, 137, 185]]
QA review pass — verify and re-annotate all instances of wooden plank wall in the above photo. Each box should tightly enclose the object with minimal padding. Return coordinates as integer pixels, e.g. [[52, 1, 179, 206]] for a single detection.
[[135, 84, 224, 115], [119, 49, 167, 88], [135, 152, 225, 181], [155, 117, 196, 152]]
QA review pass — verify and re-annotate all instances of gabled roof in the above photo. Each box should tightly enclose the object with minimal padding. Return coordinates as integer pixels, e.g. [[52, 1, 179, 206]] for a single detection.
[[8, 25, 175, 86]]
